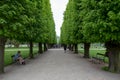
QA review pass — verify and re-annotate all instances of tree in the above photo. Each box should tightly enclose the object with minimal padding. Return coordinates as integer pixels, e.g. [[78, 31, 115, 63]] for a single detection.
[[97, 0, 120, 73], [0, 0, 29, 73], [40, 0, 56, 51], [74, 0, 92, 58], [0, 0, 56, 73], [60, 0, 79, 53], [80, 0, 120, 72], [62, 0, 120, 72]]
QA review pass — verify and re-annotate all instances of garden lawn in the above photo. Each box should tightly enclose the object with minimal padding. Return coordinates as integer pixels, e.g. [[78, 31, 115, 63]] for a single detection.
[[4, 47, 38, 66], [79, 48, 108, 63]]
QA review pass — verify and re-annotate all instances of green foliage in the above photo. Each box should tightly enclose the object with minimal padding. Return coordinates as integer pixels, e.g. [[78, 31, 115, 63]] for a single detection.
[[36, 0, 56, 44], [102, 66, 109, 71], [60, 0, 77, 44], [61, 0, 120, 44], [80, 0, 120, 42], [0, 1, 25, 38], [0, 0, 56, 43]]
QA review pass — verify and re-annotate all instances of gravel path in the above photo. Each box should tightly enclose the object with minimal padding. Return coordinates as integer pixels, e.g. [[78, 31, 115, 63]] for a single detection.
[[0, 49, 120, 80]]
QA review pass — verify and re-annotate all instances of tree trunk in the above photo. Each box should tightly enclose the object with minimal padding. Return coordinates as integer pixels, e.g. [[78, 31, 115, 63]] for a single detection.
[[74, 44, 78, 53], [83, 43, 90, 58], [68, 44, 71, 50], [68, 44, 72, 51], [47, 44, 51, 49], [105, 41, 120, 73], [71, 44, 74, 51], [38, 42, 43, 54], [0, 37, 6, 73], [116, 52, 120, 73], [48, 44, 53, 48], [108, 49, 120, 73], [29, 41, 33, 59], [44, 43, 47, 52]]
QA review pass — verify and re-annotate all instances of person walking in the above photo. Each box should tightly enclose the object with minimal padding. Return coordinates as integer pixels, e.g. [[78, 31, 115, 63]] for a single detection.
[[63, 44, 67, 53]]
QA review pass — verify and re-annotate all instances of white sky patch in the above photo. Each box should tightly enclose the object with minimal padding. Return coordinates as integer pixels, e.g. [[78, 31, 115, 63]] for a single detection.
[[50, 0, 69, 36]]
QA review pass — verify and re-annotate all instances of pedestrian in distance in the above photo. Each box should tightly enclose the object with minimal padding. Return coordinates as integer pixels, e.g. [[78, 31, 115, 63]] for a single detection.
[[63, 44, 67, 53]]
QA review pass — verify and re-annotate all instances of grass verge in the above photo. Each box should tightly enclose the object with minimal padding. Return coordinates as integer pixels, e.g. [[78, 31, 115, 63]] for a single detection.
[[79, 48, 108, 63], [4, 47, 38, 66]]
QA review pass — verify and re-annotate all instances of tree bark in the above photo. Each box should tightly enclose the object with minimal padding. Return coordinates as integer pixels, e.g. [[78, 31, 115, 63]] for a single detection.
[[68, 44, 71, 50], [44, 43, 47, 52], [0, 37, 6, 73], [71, 44, 74, 51], [29, 41, 33, 59], [47, 44, 51, 49], [74, 44, 78, 53], [83, 43, 90, 58], [105, 41, 120, 73], [38, 42, 43, 54], [107, 49, 120, 73], [68, 44, 72, 51]]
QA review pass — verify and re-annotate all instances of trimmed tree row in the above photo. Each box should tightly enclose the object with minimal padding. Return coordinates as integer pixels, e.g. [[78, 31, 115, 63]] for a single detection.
[[0, 0, 56, 73], [60, 0, 120, 73]]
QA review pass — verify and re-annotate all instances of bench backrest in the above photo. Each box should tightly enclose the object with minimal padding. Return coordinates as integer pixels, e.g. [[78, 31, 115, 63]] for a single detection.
[[97, 53, 105, 56], [11, 55, 15, 58]]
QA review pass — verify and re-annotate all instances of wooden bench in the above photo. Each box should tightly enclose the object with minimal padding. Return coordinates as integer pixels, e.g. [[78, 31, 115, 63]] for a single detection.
[[91, 53, 107, 64]]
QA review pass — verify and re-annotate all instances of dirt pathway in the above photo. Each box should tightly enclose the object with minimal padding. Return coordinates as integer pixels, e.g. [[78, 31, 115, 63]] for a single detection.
[[0, 49, 119, 80]]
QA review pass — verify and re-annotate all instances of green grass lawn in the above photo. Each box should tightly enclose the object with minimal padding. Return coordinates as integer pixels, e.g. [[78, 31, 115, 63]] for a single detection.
[[4, 47, 38, 66], [78, 48, 109, 63], [79, 48, 106, 56]]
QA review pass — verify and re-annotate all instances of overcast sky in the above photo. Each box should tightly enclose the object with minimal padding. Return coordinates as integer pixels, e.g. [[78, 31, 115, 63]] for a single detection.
[[50, 0, 69, 36]]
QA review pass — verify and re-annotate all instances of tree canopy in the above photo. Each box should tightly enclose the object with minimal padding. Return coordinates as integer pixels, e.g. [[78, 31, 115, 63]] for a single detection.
[[0, 0, 56, 43]]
